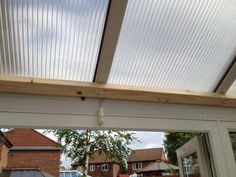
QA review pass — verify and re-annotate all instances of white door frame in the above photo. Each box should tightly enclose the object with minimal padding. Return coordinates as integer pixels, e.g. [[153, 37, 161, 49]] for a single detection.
[[0, 93, 235, 177]]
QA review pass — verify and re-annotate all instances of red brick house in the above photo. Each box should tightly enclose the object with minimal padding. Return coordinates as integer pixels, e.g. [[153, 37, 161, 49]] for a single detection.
[[127, 148, 166, 176], [4, 129, 61, 177], [72, 151, 120, 177]]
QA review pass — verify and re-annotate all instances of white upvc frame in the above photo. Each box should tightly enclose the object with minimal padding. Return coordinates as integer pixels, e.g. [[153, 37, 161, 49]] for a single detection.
[[89, 164, 95, 171], [216, 121, 236, 175], [0, 93, 236, 177], [132, 162, 142, 170], [101, 164, 108, 171], [176, 136, 212, 177]]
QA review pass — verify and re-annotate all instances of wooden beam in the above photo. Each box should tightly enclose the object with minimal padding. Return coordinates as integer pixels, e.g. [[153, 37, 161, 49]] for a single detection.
[[93, 0, 128, 83], [0, 76, 236, 108], [214, 57, 236, 94]]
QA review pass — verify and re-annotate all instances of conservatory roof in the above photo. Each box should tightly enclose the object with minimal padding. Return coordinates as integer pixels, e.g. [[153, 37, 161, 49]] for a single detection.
[[138, 160, 179, 172], [0, 169, 53, 177], [0, 0, 236, 107]]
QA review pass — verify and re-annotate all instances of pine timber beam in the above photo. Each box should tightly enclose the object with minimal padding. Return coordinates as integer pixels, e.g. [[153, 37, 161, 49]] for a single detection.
[[0, 76, 236, 108]]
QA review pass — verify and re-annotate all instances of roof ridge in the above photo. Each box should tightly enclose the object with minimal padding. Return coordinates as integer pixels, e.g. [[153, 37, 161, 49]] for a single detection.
[[131, 147, 164, 151]]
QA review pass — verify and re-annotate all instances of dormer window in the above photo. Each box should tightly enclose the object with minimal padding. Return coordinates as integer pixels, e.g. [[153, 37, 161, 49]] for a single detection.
[[132, 162, 142, 170], [101, 164, 109, 171]]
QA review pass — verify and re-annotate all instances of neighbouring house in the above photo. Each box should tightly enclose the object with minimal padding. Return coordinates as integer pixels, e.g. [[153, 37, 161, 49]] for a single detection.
[[4, 129, 61, 177], [72, 151, 120, 177], [0, 131, 12, 168], [127, 148, 167, 176]]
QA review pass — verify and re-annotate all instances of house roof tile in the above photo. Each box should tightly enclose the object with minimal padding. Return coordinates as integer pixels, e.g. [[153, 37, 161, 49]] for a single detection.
[[128, 148, 165, 162], [72, 151, 114, 166], [4, 129, 58, 147], [138, 160, 178, 172], [89, 151, 113, 164]]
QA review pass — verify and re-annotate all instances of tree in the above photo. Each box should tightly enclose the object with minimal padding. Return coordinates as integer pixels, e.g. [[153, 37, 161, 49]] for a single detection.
[[164, 132, 197, 165], [45, 129, 136, 176]]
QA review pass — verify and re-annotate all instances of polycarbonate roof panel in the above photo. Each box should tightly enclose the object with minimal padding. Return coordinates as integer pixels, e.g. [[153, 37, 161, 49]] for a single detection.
[[0, 170, 53, 177], [60, 172, 82, 177], [0, 0, 108, 81], [108, 0, 236, 92], [227, 80, 236, 95]]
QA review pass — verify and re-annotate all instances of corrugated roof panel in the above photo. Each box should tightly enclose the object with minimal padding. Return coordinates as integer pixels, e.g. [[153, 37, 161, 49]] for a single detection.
[[227, 80, 236, 95], [0, 0, 108, 81], [108, 0, 236, 92]]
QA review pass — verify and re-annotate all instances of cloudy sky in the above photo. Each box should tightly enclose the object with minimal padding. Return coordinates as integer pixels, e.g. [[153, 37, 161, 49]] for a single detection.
[[129, 131, 165, 149], [39, 130, 165, 168]]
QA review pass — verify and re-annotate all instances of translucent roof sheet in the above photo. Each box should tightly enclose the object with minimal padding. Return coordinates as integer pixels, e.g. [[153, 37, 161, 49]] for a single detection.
[[108, 0, 236, 92], [59, 171, 82, 177], [0, 0, 108, 81], [227, 80, 236, 95]]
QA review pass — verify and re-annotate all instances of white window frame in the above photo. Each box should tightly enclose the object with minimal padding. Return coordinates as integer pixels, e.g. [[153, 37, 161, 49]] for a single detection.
[[101, 164, 108, 171], [0, 93, 236, 177], [89, 165, 95, 171], [132, 162, 142, 170], [216, 121, 236, 176]]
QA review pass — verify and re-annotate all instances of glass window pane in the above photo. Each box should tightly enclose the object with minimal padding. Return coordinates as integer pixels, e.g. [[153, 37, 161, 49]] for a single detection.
[[181, 152, 200, 177], [60, 172, 65, 177], [0, 0, 108, 81], [71, 172, 77, 177], [64, 172, 71, 177], [11, 171, 22, 177], [108, 0, 236, 92], [35, 172, 44, 177], [24, 171, 36, 177], [229, 132, 236, 162]]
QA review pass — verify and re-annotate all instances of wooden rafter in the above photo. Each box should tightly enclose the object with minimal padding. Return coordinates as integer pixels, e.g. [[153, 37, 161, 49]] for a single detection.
[[0, 76, 236, 108]]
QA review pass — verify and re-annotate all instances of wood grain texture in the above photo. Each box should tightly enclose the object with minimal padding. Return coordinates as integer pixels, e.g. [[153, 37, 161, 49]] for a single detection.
[[0, 76, 236, 107]]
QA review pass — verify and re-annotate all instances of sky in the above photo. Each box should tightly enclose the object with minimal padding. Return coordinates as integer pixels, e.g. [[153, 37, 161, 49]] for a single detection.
[[38, 130, 165, 169]]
